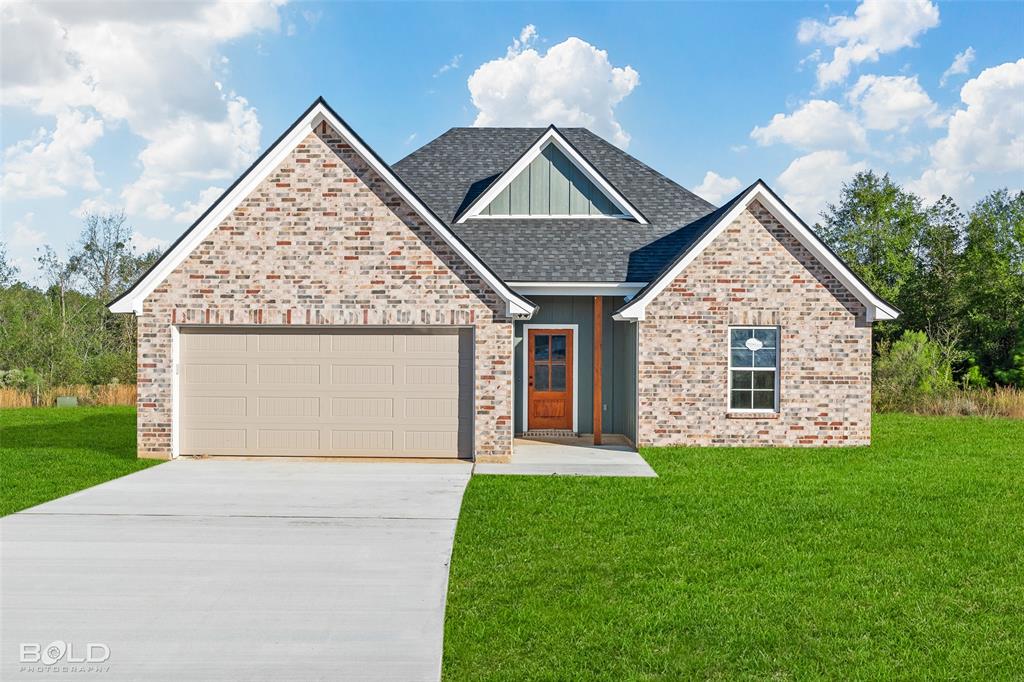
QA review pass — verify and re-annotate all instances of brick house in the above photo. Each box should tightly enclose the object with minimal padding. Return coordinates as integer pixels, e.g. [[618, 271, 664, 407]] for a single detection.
[[110, 98, 898, 462]]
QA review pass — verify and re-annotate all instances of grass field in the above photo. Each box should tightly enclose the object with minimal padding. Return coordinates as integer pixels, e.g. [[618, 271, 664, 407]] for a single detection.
[[0, 406, 160, 516], [444, 414, 1024, 680]]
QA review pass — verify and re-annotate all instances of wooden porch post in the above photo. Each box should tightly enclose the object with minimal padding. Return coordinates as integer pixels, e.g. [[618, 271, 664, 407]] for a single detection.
[[593, 296, 603, 445]]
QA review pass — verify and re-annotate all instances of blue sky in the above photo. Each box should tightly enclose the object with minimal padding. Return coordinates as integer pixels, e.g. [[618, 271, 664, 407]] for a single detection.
[[2, 0, 1022, 282]]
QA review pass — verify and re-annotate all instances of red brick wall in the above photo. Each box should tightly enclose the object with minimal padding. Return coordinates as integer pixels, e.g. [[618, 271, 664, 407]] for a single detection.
[[137, 125, 514, 461], [637, 200, 872, 447]]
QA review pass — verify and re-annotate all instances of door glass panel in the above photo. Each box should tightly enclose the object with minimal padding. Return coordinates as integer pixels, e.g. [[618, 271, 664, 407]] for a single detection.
[[551, 334, 567, 361], [534, 334, 549, 361], [551, 364, 566, 391], [534, 364, 549, 390]]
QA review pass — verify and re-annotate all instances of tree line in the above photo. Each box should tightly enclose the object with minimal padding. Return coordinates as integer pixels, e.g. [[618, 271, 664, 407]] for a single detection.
[[0, 213, 159, 389], [0, 173, 1021, 393], [819, 171, 1023, 388]]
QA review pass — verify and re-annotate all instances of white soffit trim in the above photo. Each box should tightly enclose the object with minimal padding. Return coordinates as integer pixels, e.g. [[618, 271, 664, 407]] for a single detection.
[[109, 99, 536, 318], [510, 281, 647, 297], [613, 182, 900, 322], [455, 126, 648, 225]]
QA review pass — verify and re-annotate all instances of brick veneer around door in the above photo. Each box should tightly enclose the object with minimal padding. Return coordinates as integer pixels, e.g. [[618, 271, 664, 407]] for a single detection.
[[137, 124, 514, 461], [636, 200, 872, 447]]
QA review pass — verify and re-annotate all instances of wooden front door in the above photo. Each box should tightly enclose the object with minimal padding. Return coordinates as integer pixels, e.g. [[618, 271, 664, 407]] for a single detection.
[[527, 329, 574, 430]]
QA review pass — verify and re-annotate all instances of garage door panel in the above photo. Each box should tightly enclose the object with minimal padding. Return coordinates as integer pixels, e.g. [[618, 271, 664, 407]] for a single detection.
[[180, 328, 471, 458], [330, 364, 394, 386], [257, 429, 320, 451], [330, 429, 394, 453], [185, 364, 247, 385], [330, 333, 395, 354], [183, 333, 248, 352], [331, 397, 394, 419], [257, 396, 320, 418], [258, 364, 321, 385], [185, 428, 247, 451], [257, 334, 321, 353]]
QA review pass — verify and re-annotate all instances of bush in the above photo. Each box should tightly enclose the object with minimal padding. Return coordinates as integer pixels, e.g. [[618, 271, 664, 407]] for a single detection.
[[873, 331, 955, 412], [0, 368, 41, 390]]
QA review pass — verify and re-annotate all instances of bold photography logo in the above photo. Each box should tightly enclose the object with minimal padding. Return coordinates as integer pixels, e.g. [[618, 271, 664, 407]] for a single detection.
[[20, 640, 110, 665]]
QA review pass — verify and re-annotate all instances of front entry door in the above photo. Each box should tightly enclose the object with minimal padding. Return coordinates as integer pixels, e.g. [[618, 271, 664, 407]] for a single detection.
[[527, 329, 574, 430]]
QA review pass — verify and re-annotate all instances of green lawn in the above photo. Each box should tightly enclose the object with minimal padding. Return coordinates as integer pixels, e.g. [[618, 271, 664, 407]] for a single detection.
[[0, 406, 161, 516], [444, 414, 1024, 680]]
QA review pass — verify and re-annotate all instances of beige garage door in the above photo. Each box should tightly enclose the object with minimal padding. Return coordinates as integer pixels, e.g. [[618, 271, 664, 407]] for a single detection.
[[179, 328, 473, 458]]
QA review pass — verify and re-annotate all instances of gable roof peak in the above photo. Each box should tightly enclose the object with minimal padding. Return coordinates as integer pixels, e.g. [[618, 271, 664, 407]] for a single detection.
[[109, 97, 536, 317], [454, 125, 648, 224], [614, 179, 899, 323]]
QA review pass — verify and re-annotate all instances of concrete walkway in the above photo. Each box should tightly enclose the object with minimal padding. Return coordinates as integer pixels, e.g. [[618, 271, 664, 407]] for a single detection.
[[1, 459, 472, 681], [475, 439, 657, 477]]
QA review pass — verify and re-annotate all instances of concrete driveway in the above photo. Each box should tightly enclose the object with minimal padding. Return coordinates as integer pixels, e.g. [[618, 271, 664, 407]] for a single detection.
[[1, 459, 472, 681]]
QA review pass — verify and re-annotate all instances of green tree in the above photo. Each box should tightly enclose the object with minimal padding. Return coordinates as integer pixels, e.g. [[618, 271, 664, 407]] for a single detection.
[[819, 171, 927, 341], [0, 242, 17, 287], [960, 189, 1024, 385], [901, 195, 965, 342], [74, 211, 137, 301], [0, 211, 162, 388]]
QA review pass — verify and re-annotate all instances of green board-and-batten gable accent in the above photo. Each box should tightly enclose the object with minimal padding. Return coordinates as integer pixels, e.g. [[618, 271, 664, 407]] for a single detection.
[[454, 125, 649, 224], [482, 144, 621, 217]]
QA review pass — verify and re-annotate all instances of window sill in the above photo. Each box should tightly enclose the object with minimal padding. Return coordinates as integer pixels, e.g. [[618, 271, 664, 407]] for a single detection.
[[726, 411, 780, 420]]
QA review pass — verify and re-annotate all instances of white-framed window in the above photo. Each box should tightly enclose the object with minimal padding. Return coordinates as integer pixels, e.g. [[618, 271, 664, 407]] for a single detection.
[[728, 327, 779, 411]]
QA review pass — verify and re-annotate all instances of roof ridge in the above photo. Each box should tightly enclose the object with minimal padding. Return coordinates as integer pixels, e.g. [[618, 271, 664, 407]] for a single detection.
[[569, 129, 716, 211]]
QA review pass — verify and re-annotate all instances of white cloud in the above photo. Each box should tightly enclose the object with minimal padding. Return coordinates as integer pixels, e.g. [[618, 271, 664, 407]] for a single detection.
[[301, 9, 322, 28], [468, 25, 640, 147], [907, 167, 972, 202], [434, 54, 462, 77], [2, 110, 104, 199], [751, 100, 866, 151], [173, 186, 224, 225], [121, 90, 262, 219], [846, 74, 939, 131], [798, 0, 940, 88], [6, 213, 45, 248], [1, 1, 281, 218], [694, 171, 743, 204], [131, 231, 169, 253], [71, 196, 118, 219], [776, 150, 867, 220], [911, 59, 1024, 200], [940, 47, 975, 87]]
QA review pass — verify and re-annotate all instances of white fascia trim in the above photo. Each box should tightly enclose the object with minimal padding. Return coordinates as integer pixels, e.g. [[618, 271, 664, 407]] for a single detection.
[[455, 127, 648, 225], [109, 101, 535, 318], [613, 182, 900, 322], [510, 281, 647, 297], [521, 323, 579, 433]]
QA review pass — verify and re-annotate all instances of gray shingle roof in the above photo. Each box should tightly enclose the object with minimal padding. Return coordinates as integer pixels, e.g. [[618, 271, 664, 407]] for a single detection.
[[392, 127, 717, 282]]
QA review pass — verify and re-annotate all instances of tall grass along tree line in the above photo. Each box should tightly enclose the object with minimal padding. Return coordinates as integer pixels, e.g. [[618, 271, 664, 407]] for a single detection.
[[1, 177, 1021, 414]]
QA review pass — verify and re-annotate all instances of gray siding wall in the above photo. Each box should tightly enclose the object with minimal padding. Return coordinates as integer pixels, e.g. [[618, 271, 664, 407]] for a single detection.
[[484, 145, 619, 216], [514, 295, 637, 438]]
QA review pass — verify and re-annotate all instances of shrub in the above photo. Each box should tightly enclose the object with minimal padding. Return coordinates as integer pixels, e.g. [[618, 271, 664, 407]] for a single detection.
[[873, 331, 955, 412]]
